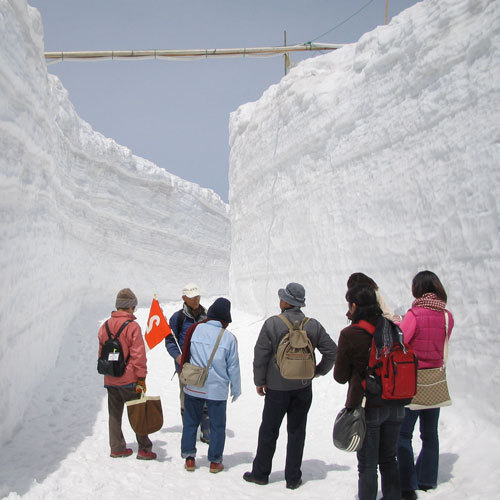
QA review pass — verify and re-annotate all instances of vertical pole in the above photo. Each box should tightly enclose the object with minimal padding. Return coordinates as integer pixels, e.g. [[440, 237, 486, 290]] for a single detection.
[[284, 30, 287, 76], [385, 0, 389, 24]]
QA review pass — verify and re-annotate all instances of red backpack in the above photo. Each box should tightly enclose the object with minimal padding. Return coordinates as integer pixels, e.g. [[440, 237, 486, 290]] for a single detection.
[[357, 318, 418, 404]]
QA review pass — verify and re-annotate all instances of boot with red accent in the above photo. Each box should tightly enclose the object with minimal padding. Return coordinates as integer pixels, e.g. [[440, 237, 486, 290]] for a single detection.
[[185, 457, 196, 471], [137, 449, 157, 460], [209, 462, 224, 473], [110, 448, 133, 458]]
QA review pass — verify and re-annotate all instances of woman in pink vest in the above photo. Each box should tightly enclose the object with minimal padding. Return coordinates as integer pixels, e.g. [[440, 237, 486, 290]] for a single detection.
[[397, 271, 454, 500]]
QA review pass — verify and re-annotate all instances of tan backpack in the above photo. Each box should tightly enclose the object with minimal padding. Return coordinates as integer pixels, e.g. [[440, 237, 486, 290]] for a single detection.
[[275, 314, 316, 380]]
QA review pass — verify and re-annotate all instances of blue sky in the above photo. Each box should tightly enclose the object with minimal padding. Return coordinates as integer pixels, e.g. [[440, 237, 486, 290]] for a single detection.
[[29, 0, 420, 202]]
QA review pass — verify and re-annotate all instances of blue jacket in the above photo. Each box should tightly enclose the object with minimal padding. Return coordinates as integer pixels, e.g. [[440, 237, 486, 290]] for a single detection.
[[184, 320, 241, 401], [165, 305, 206, 372]]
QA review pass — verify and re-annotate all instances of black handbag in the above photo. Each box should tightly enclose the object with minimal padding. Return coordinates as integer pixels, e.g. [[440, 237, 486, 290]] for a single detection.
[[333, 397, 366, 452]]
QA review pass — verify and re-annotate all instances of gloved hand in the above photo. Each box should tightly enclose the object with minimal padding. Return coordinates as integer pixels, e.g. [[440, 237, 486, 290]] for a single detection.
[[231, 395, 239, 403], [136, 378, 146, 393]]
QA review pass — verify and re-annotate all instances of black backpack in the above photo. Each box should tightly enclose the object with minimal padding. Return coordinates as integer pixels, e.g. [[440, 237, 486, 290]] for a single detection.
[[97, 320, 132, 376]]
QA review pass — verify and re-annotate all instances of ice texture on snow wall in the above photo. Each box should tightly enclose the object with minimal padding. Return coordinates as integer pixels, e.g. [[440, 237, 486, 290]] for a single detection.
[[229, 0, 500, 413], [0, 0, 229, 444]]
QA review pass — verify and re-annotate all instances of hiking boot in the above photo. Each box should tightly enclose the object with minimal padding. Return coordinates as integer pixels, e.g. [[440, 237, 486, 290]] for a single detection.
[[110, 448, 133, 458], [137, 449, 157, 460], [185, 457, 196, 471], [402, 491, 418, 500], [209, 462, 224, 473], [243, 472, 269, 485], [286, 479, 302, 490]]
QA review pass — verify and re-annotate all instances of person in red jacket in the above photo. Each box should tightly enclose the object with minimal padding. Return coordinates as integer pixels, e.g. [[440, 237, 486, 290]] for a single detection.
[[397, 271, 454, 500], [98, 288, 156, 460]]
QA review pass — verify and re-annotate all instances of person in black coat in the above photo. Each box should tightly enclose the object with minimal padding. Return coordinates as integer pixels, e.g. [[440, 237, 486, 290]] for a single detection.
[[244, 282, 337, 490], [334, 285, 405, 500]]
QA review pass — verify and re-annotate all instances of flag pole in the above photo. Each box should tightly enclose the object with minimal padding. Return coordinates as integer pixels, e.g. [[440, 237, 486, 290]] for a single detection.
[[171, 330, 182, 352]]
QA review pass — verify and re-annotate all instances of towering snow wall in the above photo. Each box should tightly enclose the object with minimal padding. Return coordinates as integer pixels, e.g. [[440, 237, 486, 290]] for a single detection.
[[0, 0, 229, 444], [229, 0, 499, 417]]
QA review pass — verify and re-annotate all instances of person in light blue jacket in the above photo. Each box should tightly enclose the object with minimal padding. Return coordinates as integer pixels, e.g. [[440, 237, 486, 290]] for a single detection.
[[180, 297, 241, 473]]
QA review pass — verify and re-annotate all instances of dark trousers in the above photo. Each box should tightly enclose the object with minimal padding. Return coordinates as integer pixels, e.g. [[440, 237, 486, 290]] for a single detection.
[[252, 385, 312, 484], [398, 408, 440, 491], [107, 385, 152, 453], [357, 405, 405, 500]]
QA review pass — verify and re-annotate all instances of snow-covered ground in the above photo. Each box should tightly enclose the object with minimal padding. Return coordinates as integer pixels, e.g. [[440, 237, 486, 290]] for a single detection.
[[1, 0, 500, 498], [0, 304, 499, 500]]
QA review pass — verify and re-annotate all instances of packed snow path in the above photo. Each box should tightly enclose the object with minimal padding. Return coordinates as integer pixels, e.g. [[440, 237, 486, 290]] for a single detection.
[[0, 304, 498, 500]]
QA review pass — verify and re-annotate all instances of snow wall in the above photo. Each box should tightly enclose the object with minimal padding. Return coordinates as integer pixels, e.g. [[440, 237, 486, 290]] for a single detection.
[[0, 0, 229, 445], [229, 0, 500, 419]]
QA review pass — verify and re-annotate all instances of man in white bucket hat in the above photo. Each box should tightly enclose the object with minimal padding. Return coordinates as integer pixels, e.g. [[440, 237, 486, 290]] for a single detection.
[[165, 283, 210, 443]]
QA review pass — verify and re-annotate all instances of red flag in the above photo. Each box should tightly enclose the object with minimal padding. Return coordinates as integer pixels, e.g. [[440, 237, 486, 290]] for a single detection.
[[145, 298, 172, 350]]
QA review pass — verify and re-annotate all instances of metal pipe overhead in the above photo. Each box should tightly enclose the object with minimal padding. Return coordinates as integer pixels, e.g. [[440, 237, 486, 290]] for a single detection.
[[44, 43, 343, 63]]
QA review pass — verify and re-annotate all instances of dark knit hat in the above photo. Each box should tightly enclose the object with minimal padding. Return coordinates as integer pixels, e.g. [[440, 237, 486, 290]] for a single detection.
[[207, 297, 232, 324], [116, 288, 138, 310], [278, 282, 306, 307]]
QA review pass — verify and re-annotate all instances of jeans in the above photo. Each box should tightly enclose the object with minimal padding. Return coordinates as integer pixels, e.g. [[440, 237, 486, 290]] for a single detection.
[[181, 393, 227, 463], [398, 408, 440, 491], [179, 377, 210, 440], [357, 405, 405, 500], [252, 385, 312, 485]]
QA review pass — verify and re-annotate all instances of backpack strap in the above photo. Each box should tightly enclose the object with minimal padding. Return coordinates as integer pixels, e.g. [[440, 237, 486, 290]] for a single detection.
[[353, 320, 376, 335], [104, 320, 132, 364], [104, 319, 131, 340], [277, 314, 309, 331], [105, 321, 112, 340], [352, 321, 379, 386], [117, 320, 132, 339], [277, 314, 311, 350], [277, 314, 294, 330], [176, 310, 185, 337]]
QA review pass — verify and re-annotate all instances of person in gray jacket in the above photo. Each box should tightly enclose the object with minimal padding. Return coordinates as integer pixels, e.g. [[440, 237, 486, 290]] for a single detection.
[[243, 282, 337, 490]]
